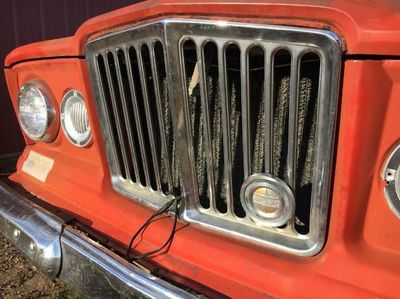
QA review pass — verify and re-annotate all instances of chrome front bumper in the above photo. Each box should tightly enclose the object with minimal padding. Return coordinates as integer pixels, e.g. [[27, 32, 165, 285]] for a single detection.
[[0, 181, 195, 298]]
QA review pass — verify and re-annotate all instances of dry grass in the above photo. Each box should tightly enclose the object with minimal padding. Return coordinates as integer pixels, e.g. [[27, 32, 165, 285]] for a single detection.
[[0, 234, 82, 299]]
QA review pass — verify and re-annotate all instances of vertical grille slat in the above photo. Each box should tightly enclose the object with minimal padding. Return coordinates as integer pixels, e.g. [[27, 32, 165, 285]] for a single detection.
[[272, 49, 291, 182], [96, 55, 125, 178], [240, 48, 251, 179], [113, 49, 141, 182], [295, 52, 321, 234], [196, 42, 217, 212], [248, 45, 266, 176], [218, 43, 234, 215], [137, 44, 162, 191], [86, 19, 341, 255], [287, 50, 301, 189], [149, 42, 174, 193], [264, 49, 273, 173], [125, 47, 151, 187], [104, 52, 131, 181], [224, 43, 245, 218], [182, 40, 205, 208]]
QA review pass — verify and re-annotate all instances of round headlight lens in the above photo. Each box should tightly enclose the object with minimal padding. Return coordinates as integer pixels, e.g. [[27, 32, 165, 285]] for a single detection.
[[18, 83, 53, 141], [61, 90, 91, 147]]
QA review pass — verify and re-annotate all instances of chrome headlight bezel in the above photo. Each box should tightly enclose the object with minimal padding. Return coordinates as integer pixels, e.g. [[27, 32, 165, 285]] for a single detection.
[[60, 89, 92, 147], [18, 81, 59, 142]]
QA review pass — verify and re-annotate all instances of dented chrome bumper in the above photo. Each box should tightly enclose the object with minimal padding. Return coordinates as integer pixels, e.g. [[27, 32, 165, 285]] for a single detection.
[[0, 181, 194, 298]]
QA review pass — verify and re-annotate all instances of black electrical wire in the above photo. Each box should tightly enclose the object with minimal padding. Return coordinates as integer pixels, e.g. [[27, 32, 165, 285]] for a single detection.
[[126, 196, 181, 260]]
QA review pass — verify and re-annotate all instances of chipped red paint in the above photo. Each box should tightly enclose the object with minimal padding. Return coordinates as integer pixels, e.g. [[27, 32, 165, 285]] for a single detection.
[[4, 0, 400, 297]]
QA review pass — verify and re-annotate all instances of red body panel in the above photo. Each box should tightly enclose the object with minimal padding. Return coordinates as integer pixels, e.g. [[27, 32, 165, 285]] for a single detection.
[[4, 0, 400, 297], [5, 37, 76, 67], [4, 52, 400, 299], [4, 0, 400, 67]]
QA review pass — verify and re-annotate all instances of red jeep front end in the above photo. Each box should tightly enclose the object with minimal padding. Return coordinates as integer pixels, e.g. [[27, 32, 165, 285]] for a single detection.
[[1, 1, 400, 298]]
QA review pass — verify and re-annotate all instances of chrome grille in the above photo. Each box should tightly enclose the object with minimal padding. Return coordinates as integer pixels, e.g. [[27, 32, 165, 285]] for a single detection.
[[86, 19, 342, 256], [89, 23, 181, 208]]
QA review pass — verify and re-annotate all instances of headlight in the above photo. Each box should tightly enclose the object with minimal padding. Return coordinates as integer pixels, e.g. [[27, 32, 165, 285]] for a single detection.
[[18, 82, 57, 142], [61, 90, 91, 147]]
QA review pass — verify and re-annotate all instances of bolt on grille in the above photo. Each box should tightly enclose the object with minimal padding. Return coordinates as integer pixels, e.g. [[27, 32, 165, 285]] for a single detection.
[[86, 19, 342, 256]]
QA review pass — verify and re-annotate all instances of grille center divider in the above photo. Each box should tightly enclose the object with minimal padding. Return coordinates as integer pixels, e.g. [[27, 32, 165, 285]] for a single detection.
[[86, 19, 342, 256]]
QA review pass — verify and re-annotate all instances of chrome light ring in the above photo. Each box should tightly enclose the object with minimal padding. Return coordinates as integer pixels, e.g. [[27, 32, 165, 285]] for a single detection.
[[61, 90, 92, 147], [18, 81, 59, 142]]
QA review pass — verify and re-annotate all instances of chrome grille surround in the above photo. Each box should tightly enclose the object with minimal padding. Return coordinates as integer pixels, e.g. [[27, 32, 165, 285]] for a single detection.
[[86, 19, 342, 256]]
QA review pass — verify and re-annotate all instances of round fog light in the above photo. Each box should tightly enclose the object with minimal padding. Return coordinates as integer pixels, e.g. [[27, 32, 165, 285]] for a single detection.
[[61, 90, 91, 147], [18, 82, 56, 141]]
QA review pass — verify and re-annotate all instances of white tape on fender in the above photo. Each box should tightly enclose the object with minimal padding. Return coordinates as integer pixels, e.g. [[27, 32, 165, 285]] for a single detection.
[[22, 151, 54, 182]]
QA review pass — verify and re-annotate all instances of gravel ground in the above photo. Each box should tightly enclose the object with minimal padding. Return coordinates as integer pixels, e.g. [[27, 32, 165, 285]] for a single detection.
[[0, 234, 82, 299]]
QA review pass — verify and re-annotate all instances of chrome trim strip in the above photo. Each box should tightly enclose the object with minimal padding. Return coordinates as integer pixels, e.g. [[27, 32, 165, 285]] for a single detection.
[[196, 42, 217, 212], [218, 44, 234, 215], [137, 44, 162, 190], [0, 181, 195, 298], [95, 55, 123, 178], [114, 49, 141, 181], [125, 47, 151, 186], [287, 49, 301, 189], [150, 43, 174, 193], [241, 48, 251, 178], [172, 33, 201, 208], [104, 52, 131, 180], [264, 48, 273, 174]]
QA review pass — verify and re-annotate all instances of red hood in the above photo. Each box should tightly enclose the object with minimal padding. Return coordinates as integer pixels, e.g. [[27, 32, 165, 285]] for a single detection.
[[5, 0, 400, 66]]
